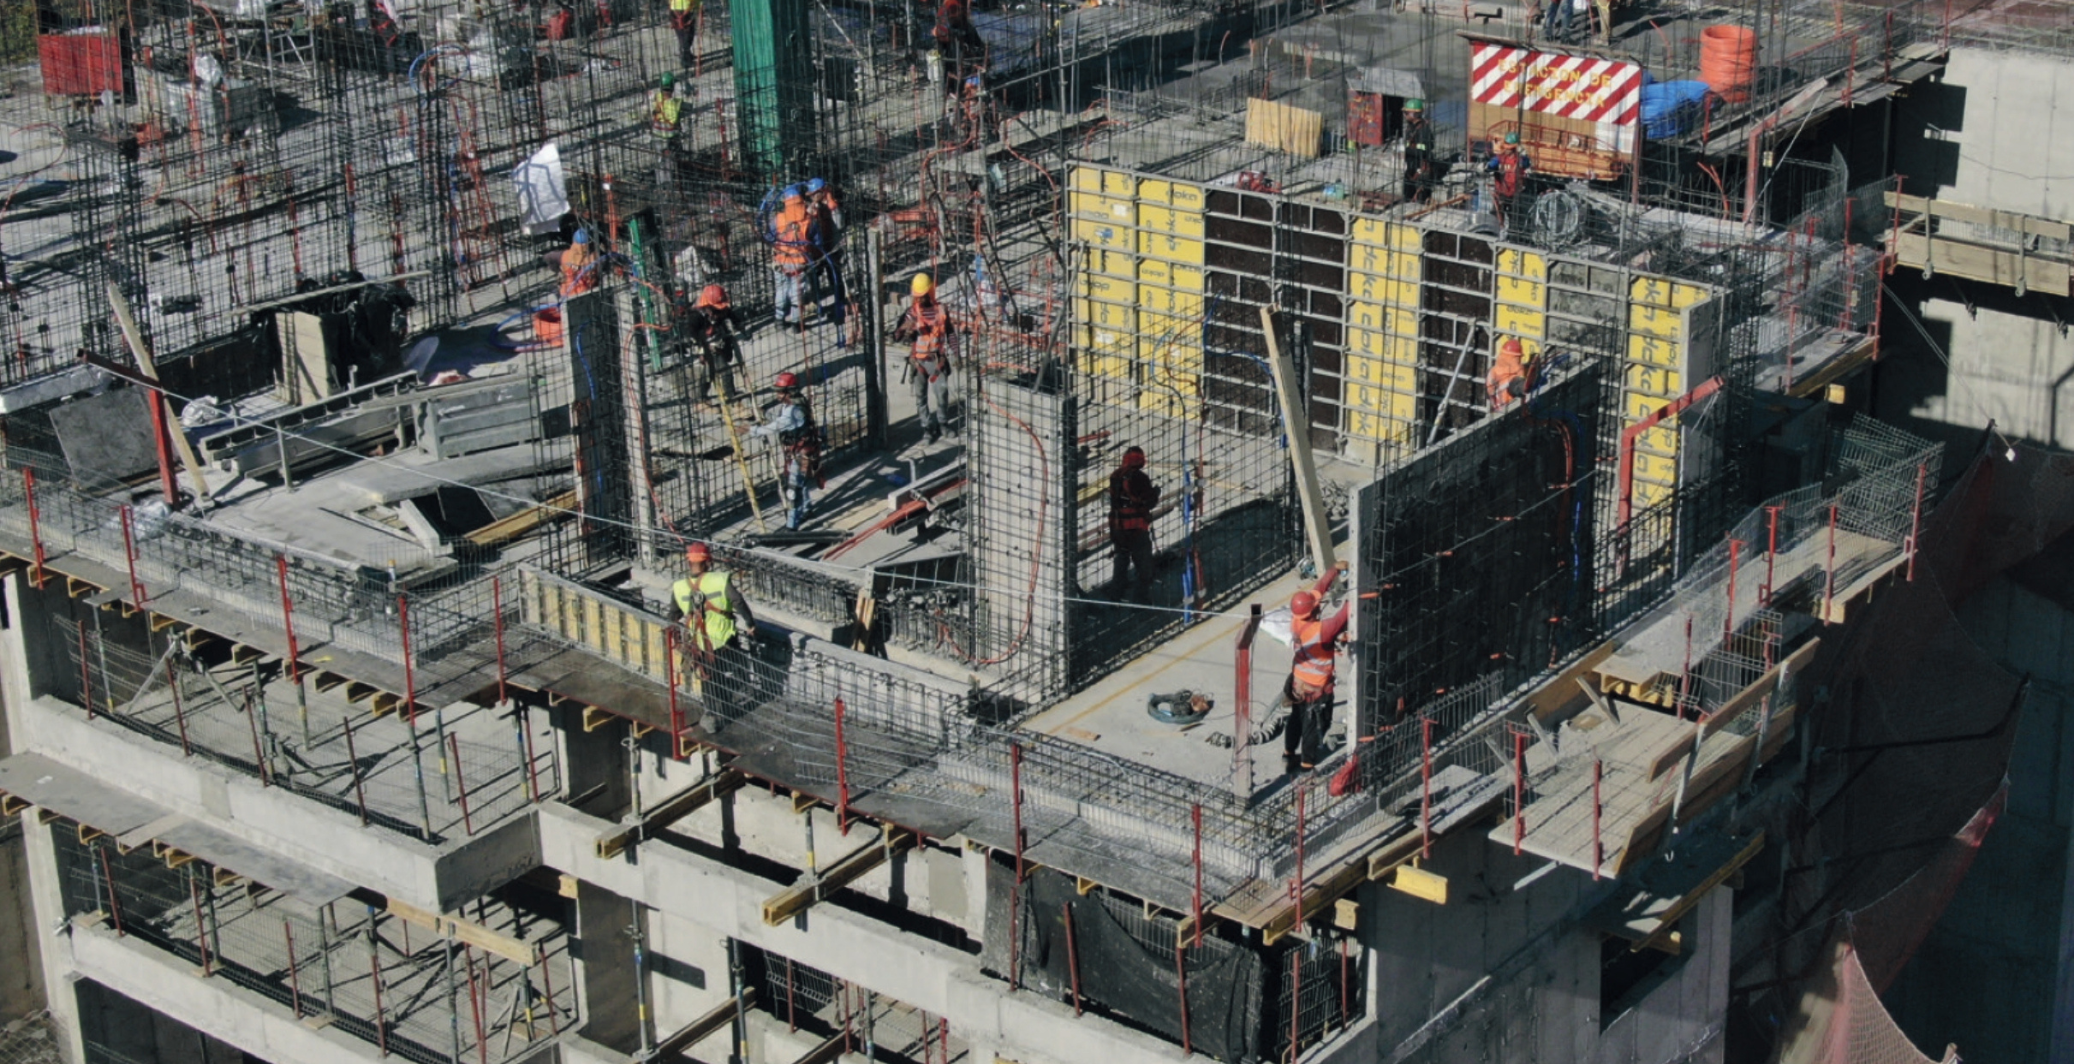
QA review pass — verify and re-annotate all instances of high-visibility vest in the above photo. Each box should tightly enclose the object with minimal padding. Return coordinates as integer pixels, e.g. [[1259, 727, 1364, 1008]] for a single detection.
[[1493, 151, 1527, 198], [669, 0, 695, 13], [560, 245, 597, 296], [773, 204, 812, 267], [650, 93, 682, 138], [907, 300, 948, 360], [672, 571, 738, 648], [1487, 347, 1526, 409], [1290, 614, 1336, 691], [1109, 468, 1152, 533]]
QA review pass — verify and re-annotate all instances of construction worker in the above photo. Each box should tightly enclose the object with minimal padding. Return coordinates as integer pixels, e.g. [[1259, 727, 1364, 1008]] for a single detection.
[[668, 542, 758, 716], [559, 229, 598, 296], [890, 272, 955, 444], [669, 0, 697, 67], [771, 186, 815, 330], [1400, 98, 1435, 203], [1281, 563, 1351, 774], [746, 371, 823, 530], [933, 0, 987, 92], [681, 283, 743, 408], [1487, 337, 1528, 410], [805, 177, 846, 318], [648, 73, 686, 187], [1108, 446, 1161, 604], [1485, 132, 1531, 227]]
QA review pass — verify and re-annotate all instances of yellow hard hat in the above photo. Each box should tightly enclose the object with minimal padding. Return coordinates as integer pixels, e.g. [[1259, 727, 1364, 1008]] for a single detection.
[[911, 273, 935, 297]]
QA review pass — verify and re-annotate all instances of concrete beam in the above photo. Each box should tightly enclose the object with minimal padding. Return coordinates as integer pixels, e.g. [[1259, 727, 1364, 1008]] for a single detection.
[[538, 804, 1183, 1064]]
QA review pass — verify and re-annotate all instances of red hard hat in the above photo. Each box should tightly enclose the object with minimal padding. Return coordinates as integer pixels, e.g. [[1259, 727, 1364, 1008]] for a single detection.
[[1122, 446, 1146, 468], [697, 284, 728, 309], [685, 542, 712, 564], [775, 371, 799, 390], [1501, 338, 1524, 355], [1291, 590, 1319, 616]]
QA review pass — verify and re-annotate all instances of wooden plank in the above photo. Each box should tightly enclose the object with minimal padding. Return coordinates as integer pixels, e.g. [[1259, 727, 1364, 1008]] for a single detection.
[[1646, 727, 1698, 782], [1885, 191, 2073, 241], [1524, 641, 1616, 721], [595, 771, 747, 860], [1245, 97, 1323, 158], [761, 831, 915, 926], [654, 988, 758, 1058], [361, 890, 538, 965], [465, 490, 578, 547], [1701, 638, 1820, 739]]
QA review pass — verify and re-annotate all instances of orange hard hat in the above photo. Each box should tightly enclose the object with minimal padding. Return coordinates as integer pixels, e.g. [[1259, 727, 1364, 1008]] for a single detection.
[[1291, 590, 1319, 616], [697, 284, 728, 309], [685, 542, 712, 564]]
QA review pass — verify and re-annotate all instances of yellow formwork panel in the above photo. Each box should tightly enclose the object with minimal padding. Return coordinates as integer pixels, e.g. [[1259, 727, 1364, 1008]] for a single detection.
[[1629, 277, 1712, 309], [1627, 334, 1680, 368], [1623, 363, 1684, 399], [1086, 247, 1137, 278], [1496, 275, 1545, 308], [1102, 169, 1135, 195], [1137, 258, 1205, 291], [1631, 451, 1678, 486], [1350, 217, 1423, 251], [1348, 356, 1417, 392], [1348, 245, 1422, 280], [1625, 391, 1687, 422], [1347, 325, 1386, 356], [1077, 272, 1134, 304], [1138, 287, 1206, 318], [1348, 409, 1418, 446], [1633, 424, 1678, 458], [1633, 481, 1674, 509], [1349, 273, 1420, 306], [1073, 297, 1135, 331], [1069, 192, 1136, 225], [1139, 310, 1202, 348], [1167, 181, 1207, 212], [1629, 303, 1683, 339], [1069, 166, 1105, 193], [1137, 177, 1174, 205], [1383, 306, 1420, 337], [1138, 232, 1205, 265], [1072, 217, 1134, 250], [1139, 204, 1207, 239], [1496, 247, 1547, 279], [1495, 304, 1546, 340]]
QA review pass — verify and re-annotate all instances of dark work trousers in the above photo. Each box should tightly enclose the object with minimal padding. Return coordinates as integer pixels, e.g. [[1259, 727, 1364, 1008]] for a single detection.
[[1109, 528, 1154, 603], [1282, 677, 1334, 768]]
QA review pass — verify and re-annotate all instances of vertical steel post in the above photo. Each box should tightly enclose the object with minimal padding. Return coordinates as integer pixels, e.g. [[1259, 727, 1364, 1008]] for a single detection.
[[1420, 715, 1434, 860], [1591, 760, 1603, 881], [285, 918, 304, 1018], [369, 909, 390, 1057], [1234, 604, 1262, 798], [1063, 902, 1082, 1016], [189, 872, 212, 975], [1293, 785, 1307, 936], [98, 847, 124, 936], [538, 954, 561, 1036], [277, 554, 310, 745], [1008, 742, 1025, 991], [1906, 460, 1927, 581], [1724, 538, 1742, 645], [834, 696, 851, 833], [1512, 729, 1528, 855], [1824, 503, 1840, 623], [166, 656, 191, 756], [343, 715, 371, 825], [465, 946, 488, 1064], [1190, 803, 1203, 949], [23, 468, 45, 587], [119, 505, 146, 607], [449, 733, 474, 835], [77, 619, 94, 719], [492, 575, 510, 705], [1762, 506, 1780, 606], [398, 595, 419, 727], [1175, 938, 1192, 1057]]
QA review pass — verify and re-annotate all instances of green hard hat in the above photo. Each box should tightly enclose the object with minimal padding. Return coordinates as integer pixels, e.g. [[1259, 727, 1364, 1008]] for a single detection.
[[1504, 131, 1521, 145], [1404, 97, 1424, 111], [659, 72, 677, 89]]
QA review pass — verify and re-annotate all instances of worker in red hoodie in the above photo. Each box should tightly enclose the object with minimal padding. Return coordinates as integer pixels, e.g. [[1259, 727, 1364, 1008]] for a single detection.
[[1281, 562, 1350, 775]]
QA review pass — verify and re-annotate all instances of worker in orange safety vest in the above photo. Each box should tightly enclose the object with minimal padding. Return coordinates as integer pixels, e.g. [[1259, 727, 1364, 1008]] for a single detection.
[[559, 228, 598, 296], [771, 186, 816, 329], [891, 272, 956, 444], [1484, 132, 1531, 226], [1487, 337, 1528, 410], [1281, 562, 1350, 774]]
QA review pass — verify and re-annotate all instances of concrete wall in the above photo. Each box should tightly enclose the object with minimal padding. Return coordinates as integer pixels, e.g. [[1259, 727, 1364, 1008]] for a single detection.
[[1366, 827, 1729, 1064], [1879, 47, 2074, 454], [1884, 574, 2074, 1063]]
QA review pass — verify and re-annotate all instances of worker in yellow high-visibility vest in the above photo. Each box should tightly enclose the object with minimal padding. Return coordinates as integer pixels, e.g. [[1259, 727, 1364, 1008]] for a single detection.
[[670, 0, 699, 67], [668, 542, 760, 718]]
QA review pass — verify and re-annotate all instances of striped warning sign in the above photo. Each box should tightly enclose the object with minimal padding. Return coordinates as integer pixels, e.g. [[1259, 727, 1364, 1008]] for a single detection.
[[1471, 44, 1643, 126]]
